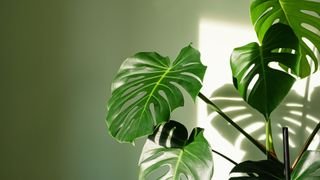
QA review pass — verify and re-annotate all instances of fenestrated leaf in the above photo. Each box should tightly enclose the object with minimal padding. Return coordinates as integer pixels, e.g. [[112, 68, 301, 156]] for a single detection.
[[229, 160, 284, 180], [106, 45, 206, 143], [139, 120, 213, 180], [291, 150, 320, 179], [231, 23, 299, 117], [250, 0, 320, 77]]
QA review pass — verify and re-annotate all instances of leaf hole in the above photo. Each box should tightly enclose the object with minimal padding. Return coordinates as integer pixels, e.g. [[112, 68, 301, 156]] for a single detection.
[[243, 64, 255, 81], [301, 23, 320, 36], [149, 103, 157, 125], [166, 127, 178, 147], [120, 83, 144, 98], [247, 74, 259, 100], [268, 62, 292, 74], [300, 9, 320, 19], [306, 0, 320, 2], [181, 71, 202, 83], [146, 165, 170, 180], [271, 48, 297, 54], [256, 7, 274, 26], [179, 173, 188, 180], [120, 91, 146, 113], [272, 18, 280, 25], [302, 37, 316, 52], [158, 90, 170, 109]]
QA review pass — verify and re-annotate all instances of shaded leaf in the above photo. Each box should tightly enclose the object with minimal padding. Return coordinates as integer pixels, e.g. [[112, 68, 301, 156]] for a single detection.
[[229, 159, 284, 180], [231, 23, 299, 117], [251, 0, 320, 77], [106, 45, 206, 143], [139, 120, 213, 180], [291, 150, 320, 179]]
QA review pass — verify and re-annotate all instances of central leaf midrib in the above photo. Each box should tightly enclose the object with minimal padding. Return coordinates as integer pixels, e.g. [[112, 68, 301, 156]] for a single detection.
[[140, 67, 172, 120], [259, 46, 269, 117], [173, 150, 184, 179], [278, 0, 291, 27]]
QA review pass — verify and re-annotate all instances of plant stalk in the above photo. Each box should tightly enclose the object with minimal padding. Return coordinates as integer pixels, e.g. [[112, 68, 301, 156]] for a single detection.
[[292, 122, 320, 169], [198, 92, 278, 161], [265, 117, 277, 159], [283, 127, 291, 180]]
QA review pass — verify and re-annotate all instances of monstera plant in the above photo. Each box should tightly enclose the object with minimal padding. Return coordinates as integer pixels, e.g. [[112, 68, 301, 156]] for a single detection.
[[106, 1, 320, 179]]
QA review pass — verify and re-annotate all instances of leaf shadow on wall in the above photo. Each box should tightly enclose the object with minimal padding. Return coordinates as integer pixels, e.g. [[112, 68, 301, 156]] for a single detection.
[[207, 84, 320, 162]]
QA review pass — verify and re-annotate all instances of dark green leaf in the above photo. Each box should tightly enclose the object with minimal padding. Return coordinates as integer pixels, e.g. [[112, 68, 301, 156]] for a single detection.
[[106, 45, 206, 143], [148, 120, 188, 148], [250, 0, 320, 77], [139, 120, 213, 180], [229, 160, 284, 180], [231, 23, 299, 117], [291, 150, 320, 179]]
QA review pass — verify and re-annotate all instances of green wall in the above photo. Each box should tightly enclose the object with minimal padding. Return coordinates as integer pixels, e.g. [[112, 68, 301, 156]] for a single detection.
[[1, 0, 251, 179]]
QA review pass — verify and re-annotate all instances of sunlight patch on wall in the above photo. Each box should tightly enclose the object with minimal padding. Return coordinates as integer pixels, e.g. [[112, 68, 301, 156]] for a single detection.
[[197, 19, 257, 180], [197, 18, 320, 179]]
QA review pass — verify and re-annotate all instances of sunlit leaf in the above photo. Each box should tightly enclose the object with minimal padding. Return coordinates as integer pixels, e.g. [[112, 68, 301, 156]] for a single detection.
[[139, 120, 213, 180], [231, 23, 299, 117], [106, 45, 206, 143], [291, 150, 320, 179], [229, 159, 284, 180], [251, 0, 320, 77]]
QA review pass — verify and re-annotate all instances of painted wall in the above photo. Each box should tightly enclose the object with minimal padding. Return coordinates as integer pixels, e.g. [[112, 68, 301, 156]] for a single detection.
[[5, 1, 317, 180]]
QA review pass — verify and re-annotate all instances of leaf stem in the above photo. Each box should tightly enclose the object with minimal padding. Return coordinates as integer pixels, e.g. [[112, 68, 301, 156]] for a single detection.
[[198, 92, 277, 161], [292, 121, 320, 169], [211, 149, 238, 165], [265, 117, 277, 159]]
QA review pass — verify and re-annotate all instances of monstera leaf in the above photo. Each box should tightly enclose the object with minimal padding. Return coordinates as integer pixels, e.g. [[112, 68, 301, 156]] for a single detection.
[[106, 45, 206, 143], [229, 160, 284, 180], [231, 23, 299, 117], [139, 120, 213, 180], [291, 151, 320, 179], [251, 0, 320, 77]]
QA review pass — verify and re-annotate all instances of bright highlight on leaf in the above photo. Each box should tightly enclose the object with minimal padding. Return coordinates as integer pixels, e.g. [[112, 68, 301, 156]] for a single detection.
[[139, 120, 213, 180], [251, 0, 320, 77], [106, 45, 207, 143]]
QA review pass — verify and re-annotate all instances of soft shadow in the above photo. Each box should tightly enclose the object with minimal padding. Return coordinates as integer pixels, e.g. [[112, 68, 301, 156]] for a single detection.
[[207, 84, 320, 162]]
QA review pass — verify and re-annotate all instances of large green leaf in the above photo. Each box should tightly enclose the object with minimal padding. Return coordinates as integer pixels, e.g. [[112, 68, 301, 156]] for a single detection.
[[231, 23, 299, 117], [139, 120, 213, 180], [229, 160, 284, 180], [291, 150, 320, 179], [106, 45, 206, 143], [250, 0, 320, 77]]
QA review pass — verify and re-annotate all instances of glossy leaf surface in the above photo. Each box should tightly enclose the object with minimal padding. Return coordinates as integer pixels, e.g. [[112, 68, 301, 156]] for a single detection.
[[251, 0, 320, 77], [291, 150, 320, 179], [229, 160, 284, 180], [106, 45, 206, 143], [139, 121, 213, 180], [231, 23, 299, 117]]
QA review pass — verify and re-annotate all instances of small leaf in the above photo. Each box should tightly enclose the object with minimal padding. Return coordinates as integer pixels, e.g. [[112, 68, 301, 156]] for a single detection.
[[139, 120, 213, 180], [229, 160, 284, 180], [250, 0, 320, 77], [231, 23, 299, 117], [106, 45, 206, 143], [291, 150, 320, 179]]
